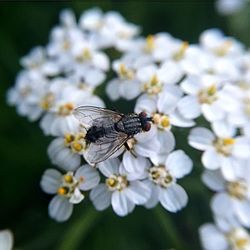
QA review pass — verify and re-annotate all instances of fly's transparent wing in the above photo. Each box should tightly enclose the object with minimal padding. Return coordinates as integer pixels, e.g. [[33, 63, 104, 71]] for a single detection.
[[84, 131, 129, 165], [73, 106, 123, 128]]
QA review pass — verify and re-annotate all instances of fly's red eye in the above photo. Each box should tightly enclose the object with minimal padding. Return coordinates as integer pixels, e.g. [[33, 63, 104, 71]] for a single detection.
[[139, 111, 147, 118], [143, 122, 151, 131]]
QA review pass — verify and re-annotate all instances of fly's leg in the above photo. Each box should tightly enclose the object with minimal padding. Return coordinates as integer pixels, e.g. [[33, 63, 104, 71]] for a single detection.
[[124, 142, 137, 158]]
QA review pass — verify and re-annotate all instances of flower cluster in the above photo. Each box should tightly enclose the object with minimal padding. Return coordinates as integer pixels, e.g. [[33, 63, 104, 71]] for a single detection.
[[7, 7, 250, 248]]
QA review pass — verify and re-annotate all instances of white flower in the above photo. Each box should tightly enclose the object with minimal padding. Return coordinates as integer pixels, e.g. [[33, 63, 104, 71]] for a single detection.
[[144, 150, 192, 212], [40, 83, 104, 136], [90, 158, 151, 216], [6, 71, 49, 121], [0, 230, 14, 250], [179, 74, 227, 121], [215, 0, 246, 15], [189, 127, 250, 180], [40, 165, 100, 222], [48, 130, 88, 171], [200, 221, 250, 250], [203, 169, 250, 228]]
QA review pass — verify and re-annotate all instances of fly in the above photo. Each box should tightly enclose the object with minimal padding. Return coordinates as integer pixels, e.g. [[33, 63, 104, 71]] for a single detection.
[[73, 106, 152, 165]]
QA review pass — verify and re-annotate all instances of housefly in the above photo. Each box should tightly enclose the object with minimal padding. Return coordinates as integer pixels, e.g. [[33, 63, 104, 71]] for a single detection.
[[73, 106, 152, 165]]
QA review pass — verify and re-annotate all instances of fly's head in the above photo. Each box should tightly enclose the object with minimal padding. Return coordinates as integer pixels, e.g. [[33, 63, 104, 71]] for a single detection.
[[138, 111, 152, 132]]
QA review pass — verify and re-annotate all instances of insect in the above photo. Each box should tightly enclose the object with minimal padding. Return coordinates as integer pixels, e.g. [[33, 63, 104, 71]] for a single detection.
[[73, 106, 152, 165]]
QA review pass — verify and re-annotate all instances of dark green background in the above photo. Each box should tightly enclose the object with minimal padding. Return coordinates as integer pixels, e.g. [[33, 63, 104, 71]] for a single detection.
[[0, 1, 249, 250]]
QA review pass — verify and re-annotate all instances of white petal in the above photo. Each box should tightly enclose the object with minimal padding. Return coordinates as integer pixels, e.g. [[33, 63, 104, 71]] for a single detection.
[[40, 169, 62, 194], [90, 184, 111, 211], [202, 103, 225, 122], [75, 164, 100, 190], [220, 156, 238, 181], [188, 127, 215, 150], [233, 199, 250, 227], [144, 181, 160, 209], [159, 184, 188, 212], [212, 120, 236, 138], [125, 181, 151, 205], [97, 158, 120, 177], [69, 188, 84, 204], [157, 85, 183, 114], [166, 150, 193, 178], [106, 79, 120, 101], [202, 149, 220, 170], [233, 137, 250, 159], [177, 95, 201, 119], [180, 75, 201, 95], [122, 151, 150, 178], [201, 170, 225, 192], [134, 94, 157, 114], [48, 196, 73, 222], [119, 80, 141, 100], [199, 224, 228, 250], [211, 193, 234, 217], [111, 191, 135, 216], [0, 230, 14, 250], [169, 110, 195, 127]]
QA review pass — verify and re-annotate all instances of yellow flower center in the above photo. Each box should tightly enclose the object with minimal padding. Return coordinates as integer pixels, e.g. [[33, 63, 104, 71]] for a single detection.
[[144, 35, 155, 53], [57, 172, 81, 198], [143, 74, 163, 95], [214, 137, 235, 156], [106, 175, 128, 191], [227, 181, 248, 200], [172, 41, 189, 61], [77, 48, 92, 61], [64, 133, 75, 145], [58, 102, 75, 116], [198, 84, 218, 104], [152, 113, 171, 130], [214, 40, 232, 57], [40, 93, 55, 110], [118, 64, 134, 80], [227, 228, 250, 250], [244, 98, 250, 117], [149, 166, 174, 188]]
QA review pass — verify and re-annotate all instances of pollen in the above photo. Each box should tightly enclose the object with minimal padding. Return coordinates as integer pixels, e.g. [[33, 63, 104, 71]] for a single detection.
[[214, 40, 232, 57], [106, 175, 128, 191], [57, 187, 68, 196], [118, 64, 134, 80], [64, 133, 75, 144], [40, 93, 55, 110], [149, 166, 174, 188], [160, 116, 170, 128], [152, 113, 170, 129], [58, 102, 75, 116], [64, 174, 74, 184], [144, 35, 155, 53], [198, 84, 218, 104], [143, 75, 163, 95], [71, 142, 83, 152], [172, 41, 189, 61], [214, 137, 235, 156], [79, 48, 92, 61], [223, 138, 235, 145], [227, 181, 248, 200]]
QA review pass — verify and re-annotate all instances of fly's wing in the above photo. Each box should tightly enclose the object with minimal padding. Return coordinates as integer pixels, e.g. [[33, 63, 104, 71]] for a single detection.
[[73, 106, 123, 128], [84, 131, 129, 165]]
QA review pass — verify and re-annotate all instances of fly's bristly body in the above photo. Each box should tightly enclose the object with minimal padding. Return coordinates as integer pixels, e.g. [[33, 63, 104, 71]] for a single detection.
[[73, 106, 152, 165]]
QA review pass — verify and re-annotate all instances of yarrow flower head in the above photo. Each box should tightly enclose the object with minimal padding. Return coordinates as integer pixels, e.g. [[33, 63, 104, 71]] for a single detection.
[[8, 9, 250, 250]]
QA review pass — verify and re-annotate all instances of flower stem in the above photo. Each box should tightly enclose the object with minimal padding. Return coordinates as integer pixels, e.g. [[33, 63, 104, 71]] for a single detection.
[[58, 207, 101, 250], [153, 206, 185, 250]]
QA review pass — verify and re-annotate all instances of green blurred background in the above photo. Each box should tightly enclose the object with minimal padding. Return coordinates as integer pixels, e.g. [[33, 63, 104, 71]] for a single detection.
[[0, 1, 250, 250]]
